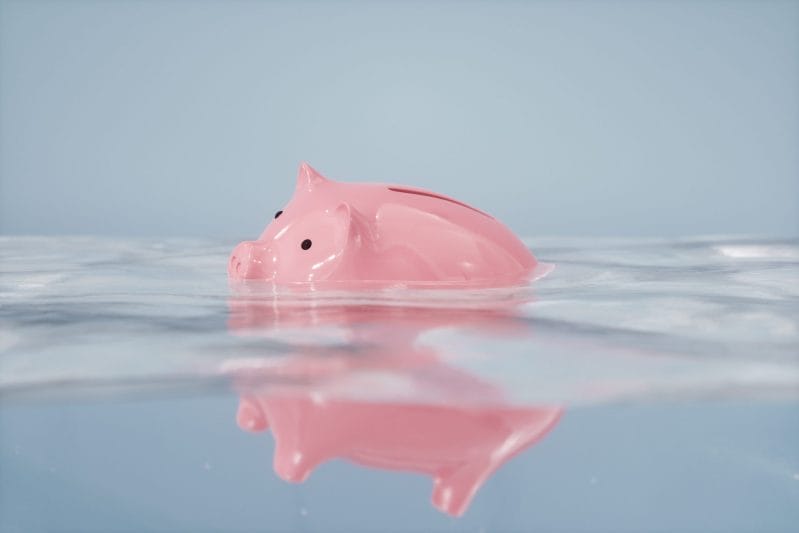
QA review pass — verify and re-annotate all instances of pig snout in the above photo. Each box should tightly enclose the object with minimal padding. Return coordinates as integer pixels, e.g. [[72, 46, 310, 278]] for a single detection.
[[228, 241, 275, 280]]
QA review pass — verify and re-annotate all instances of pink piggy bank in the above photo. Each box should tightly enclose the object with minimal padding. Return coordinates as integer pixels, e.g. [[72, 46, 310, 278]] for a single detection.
[[228, 163, 542, 286], [238, 393, 562, 517]]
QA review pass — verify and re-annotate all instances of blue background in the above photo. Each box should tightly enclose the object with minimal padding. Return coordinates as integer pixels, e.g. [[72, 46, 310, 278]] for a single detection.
[[1, 0, 797, 239]]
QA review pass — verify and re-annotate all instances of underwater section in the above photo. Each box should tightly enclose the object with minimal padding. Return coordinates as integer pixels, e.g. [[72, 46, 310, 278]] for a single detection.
[[0, 236, 797, 531]]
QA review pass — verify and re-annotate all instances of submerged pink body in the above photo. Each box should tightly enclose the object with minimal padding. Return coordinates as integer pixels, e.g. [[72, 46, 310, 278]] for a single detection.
[[237, 393, 562, 516], [227, 294, 562, 516], [228, 163, 538, 285]]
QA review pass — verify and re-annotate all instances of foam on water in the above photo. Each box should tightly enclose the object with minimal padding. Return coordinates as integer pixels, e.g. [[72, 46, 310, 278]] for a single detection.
[[0, 236, 797, 405]]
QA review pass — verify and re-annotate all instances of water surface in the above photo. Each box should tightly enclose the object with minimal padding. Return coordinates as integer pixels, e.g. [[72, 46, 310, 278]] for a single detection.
[[1, 236, 797, 531]]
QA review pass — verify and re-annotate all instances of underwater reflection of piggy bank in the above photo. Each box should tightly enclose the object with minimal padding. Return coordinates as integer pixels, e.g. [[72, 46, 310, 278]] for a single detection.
[[228, 163, 543, 287], [228, 302, 562, 516], [237, 392, 561, 517]]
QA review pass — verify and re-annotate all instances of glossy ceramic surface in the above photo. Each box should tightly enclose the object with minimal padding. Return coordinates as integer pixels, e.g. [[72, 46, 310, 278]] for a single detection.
[[228, 164, 540, 286]]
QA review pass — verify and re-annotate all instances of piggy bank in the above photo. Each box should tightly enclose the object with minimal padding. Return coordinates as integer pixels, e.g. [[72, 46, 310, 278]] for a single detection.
[[237, 392, 562, 517], [226, 295, 562, 516], [228, 163, 542, 286]]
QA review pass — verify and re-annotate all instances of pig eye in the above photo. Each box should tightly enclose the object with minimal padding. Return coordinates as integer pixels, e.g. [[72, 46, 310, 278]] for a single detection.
[[274, 210, 283, 219], [301, 239, 312, 250]]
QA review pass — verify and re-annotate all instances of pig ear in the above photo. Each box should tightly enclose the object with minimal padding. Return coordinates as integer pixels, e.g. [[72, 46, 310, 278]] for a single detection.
[[333, 202, 366, 247], [296, 162, 327, 192]]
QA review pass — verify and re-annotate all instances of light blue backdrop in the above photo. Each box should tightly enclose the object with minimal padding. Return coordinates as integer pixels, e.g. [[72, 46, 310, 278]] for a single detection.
[[1, 0, 797, 239]]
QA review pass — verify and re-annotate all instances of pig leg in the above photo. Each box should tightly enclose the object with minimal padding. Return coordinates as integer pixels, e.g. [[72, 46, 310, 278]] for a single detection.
[[267, 401, 331, 483], [431, 461, 495, 517], [236, 396, 269, 432]]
